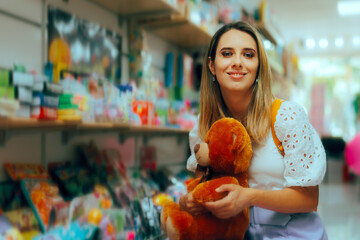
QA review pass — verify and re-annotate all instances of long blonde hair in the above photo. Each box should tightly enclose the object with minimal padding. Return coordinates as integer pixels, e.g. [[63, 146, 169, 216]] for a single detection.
[[198, 21, 273, 144]]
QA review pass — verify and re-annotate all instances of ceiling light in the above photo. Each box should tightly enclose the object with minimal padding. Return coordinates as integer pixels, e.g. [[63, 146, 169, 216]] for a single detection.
[[319, 38, 328, 48], [352, 36, 360, 46], [335, 37, 344, 47], [337, 0, 360, 16], [305, 38, 315, 48]]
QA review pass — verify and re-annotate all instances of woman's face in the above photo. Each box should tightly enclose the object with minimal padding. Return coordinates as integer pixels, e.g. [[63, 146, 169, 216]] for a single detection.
[[209, 29, 259, 95]]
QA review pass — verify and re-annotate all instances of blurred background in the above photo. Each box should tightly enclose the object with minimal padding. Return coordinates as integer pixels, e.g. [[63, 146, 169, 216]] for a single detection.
[[0, 0, 359, 239]]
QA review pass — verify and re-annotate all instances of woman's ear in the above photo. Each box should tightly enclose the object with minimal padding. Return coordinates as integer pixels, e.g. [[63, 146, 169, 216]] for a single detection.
[[208, 57, 215, 75]]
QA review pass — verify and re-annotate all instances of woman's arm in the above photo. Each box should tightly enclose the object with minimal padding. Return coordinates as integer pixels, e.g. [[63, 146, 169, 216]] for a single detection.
[[250, 185, 318, 213], [186, 115, 201, 172], [204, 184, 318, 219]]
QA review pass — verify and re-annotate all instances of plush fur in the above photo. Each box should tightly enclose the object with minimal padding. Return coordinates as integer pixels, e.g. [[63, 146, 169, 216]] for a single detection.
[[161, 118, 252, 240]]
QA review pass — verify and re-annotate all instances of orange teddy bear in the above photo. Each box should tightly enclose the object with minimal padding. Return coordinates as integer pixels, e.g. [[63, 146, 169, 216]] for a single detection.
[[161, 118, 252, 240]]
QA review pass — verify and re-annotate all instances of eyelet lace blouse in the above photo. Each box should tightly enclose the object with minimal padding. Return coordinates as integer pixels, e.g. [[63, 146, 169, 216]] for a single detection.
[[186, 101, 326, 190]]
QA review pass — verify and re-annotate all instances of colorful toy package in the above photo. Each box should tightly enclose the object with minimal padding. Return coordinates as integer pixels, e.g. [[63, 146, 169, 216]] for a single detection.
[[48, 162, 96, 200], [102, 148, 131, 186], [4, 163, 49, 180], [0, 215, 28, 240], [67, 184, 114, 224], [102, 148, 135, 209], [0, 181, 27, 212], [67, 189, 132, 240], [77, 142, 117, 184], [3, 208, 40, 238], [32, 222, 98, 240], [21, 179, 69, 233]]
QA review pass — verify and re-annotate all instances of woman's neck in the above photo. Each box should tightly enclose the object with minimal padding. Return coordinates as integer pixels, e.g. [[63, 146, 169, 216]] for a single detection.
[[222, 91, 252, 122]]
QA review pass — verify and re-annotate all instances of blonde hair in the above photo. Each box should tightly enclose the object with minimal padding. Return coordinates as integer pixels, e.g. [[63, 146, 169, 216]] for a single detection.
[[198, 21, 274, 144]]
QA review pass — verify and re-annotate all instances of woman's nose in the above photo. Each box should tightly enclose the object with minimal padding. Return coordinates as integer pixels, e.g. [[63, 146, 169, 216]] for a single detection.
[[194, 144, 200, 154], [233, 56, 242, 67]]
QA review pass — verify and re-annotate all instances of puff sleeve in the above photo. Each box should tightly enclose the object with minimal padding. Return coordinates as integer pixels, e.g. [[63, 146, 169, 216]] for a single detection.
[[274, 101, 326, 187], [186, 115, 201, 172]]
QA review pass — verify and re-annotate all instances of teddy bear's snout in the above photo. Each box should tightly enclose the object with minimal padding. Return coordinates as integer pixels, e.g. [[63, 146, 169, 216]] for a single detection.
[[194, 144, 200, 154]]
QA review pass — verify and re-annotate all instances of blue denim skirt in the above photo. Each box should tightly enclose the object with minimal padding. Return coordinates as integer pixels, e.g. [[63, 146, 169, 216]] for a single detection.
[[245, 206, 328, 240]]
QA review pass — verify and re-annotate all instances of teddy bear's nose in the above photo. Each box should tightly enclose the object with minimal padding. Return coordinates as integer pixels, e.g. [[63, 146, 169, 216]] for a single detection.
[[194, 144, 200, 154]]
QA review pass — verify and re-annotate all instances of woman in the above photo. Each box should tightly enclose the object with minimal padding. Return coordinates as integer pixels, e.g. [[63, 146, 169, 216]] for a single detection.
[[180, 21, 328, 239]]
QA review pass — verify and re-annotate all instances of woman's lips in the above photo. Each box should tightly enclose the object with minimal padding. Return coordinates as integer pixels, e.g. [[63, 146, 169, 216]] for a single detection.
[[227, 72, 246, 80]]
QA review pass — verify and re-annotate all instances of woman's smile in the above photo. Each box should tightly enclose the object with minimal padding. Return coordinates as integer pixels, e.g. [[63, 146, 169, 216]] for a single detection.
[[227, 71, 247, 80]]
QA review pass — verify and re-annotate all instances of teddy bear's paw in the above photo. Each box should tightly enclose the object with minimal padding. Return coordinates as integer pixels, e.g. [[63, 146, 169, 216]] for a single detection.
[[192, 177, 239, 203], [161, 200, 180, 231], [166, 210, 196, 240], [166, 217, 180, 240]]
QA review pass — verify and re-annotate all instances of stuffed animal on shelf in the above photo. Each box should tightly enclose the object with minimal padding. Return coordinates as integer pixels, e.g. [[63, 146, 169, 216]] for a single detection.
[[161, 117, 252, 240]]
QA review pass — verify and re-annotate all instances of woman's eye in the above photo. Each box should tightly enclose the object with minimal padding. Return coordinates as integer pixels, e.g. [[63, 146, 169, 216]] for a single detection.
[[244, 52, 255, 58], [221, 51, 233, 57]]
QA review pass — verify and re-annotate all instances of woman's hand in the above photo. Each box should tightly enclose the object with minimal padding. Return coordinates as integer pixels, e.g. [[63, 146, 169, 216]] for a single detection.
[[179, 192, 208, 216], [204, 184, 252, 219]]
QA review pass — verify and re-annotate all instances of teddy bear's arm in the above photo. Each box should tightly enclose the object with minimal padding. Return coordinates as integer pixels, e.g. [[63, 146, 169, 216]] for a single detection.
[[192, 177, 239, 203], [186, 177, 202, 192]]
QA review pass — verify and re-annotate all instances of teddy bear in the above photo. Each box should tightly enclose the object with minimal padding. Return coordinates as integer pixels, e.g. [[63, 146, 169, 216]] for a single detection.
[[161, 117, 252, 240]]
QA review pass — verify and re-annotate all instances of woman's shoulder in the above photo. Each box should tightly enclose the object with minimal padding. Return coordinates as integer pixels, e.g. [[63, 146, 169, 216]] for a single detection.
[[276, 100, 308, 123], [273, 100, 326, 187], [276, 99, 305, 110], [274, 100, 310, 137]]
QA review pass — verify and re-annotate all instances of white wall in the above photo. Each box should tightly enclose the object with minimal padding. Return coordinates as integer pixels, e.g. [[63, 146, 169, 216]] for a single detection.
[[0, 0, 42, 72], [0, 0, 189, 180]]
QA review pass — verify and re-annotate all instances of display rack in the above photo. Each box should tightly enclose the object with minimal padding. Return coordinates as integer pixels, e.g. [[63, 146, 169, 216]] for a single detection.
[[91, 0, 212, 49], [0, 117, 189, 133], [0, 117, 190, 172], [91, 0, 176, 15]]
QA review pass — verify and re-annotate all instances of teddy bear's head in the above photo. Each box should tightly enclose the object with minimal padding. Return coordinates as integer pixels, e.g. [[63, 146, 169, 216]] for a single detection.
[[195, 118, 252, 174]]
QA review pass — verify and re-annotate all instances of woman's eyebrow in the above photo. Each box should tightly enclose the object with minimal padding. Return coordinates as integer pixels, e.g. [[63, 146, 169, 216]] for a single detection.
[[219, 47, 256, 52], [243, 47, 257, 52], [219, 47, 233, 51]]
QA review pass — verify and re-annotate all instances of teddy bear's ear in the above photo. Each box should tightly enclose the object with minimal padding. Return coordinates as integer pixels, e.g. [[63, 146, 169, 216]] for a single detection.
[[231, 132, 238, 148], [229, 122, 247, 152]]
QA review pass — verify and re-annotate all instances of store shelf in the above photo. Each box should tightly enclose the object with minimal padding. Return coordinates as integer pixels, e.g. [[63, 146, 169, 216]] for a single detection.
[[0, 117, 190, 134], [148, 17, 212, 49], [91, 0, 212, 49], [0, 117, 77, 130], [77, 121, 124, 130], [91, 0, 176, 15], [130, 124, 189, 134]]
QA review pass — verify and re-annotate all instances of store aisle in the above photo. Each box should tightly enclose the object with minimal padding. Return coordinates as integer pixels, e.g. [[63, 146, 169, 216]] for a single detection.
[[318, 181, 360, 240]]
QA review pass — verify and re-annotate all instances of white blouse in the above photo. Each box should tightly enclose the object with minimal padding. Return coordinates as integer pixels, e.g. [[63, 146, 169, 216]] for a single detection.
[[186, 101, 326, 190]]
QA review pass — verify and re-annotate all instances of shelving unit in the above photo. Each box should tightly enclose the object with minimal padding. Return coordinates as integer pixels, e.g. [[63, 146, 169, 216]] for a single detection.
[[0, 2, 194, 239], [0, 117, 190, 169], [0, 117, 190, 134], [91, 0, 212, 49], [149, 19, 212, 49], [0, 117, 77, 130], [91, 0, 177, 15]]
